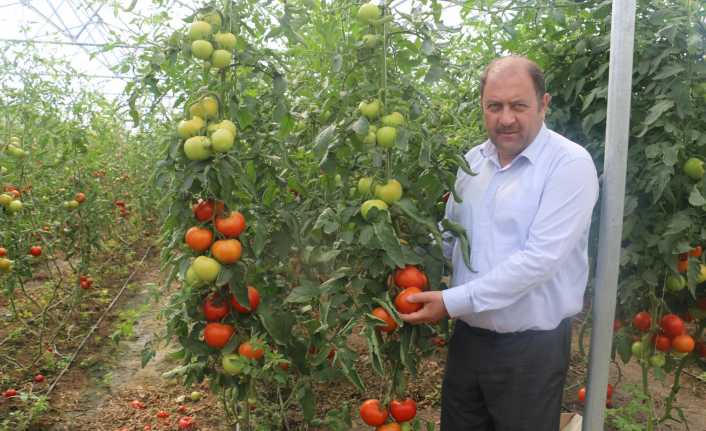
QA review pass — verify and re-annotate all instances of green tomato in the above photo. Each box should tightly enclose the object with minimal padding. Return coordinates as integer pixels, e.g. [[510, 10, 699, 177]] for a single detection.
[[214, 32, 237, 50], [191, 256, 221, 282], [381, 111, 405, 127], [358, 177, 373, 195], [8, 200, 23, 213], [649, 353, 666, 368], [0, 258, 13, 273], [211, 49, 232, 68], [358, 99, 382, 119], [360, 199, 388, 219], [362, 34, 380, 48], [376, 126, 397, 148], [191, 40, 214, 60], [222, 353, 244, 375], [189, 20, 212, 41], [183, 136, 213, 161], [665, 274, 686, 292], [683, 157, 705, 180], [0, 194, 12, 207], [357, 2, 381, 23], [190, 391, 202, 401], [211, 129, 235, 153], [373, 179, 403, 204], [177, 119, 201, 139], [185, 267, 204, 286], [631, 341, 643, 357]]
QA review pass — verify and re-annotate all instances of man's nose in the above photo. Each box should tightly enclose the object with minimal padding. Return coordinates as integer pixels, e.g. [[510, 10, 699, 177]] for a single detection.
[[499, 107, 516, 126]]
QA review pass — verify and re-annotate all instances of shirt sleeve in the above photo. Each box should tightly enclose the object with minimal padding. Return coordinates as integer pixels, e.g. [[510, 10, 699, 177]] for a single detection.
[[442, 157, 599, 317], [440, 191, 457, 261]]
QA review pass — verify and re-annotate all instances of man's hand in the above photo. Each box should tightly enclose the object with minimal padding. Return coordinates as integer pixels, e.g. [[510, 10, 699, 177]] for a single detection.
[[398, 290, 449, 324]]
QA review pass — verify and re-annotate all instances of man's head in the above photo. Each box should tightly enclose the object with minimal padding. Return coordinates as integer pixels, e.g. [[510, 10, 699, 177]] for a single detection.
[[479, 56, 551, 165]]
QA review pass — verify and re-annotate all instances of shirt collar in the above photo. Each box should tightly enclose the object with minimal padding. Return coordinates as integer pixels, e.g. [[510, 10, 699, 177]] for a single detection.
[[480, 123, 549, 168]]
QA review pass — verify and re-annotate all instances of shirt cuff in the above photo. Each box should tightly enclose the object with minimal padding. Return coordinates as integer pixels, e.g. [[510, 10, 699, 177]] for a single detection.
[[442, 284, 472, 318]]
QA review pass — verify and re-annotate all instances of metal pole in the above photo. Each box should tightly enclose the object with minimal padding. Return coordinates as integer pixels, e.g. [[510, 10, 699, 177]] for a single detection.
[[583, 1, 637, 430]]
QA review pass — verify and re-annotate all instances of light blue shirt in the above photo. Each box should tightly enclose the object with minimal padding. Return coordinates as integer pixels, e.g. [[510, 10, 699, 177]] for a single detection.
[[441, 125, 599, 333]]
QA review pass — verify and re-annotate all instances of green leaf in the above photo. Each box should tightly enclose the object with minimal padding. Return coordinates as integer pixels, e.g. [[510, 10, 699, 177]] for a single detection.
[[259, 305, 296, 346], [643, 99, 674, 127], [372, 220, 406, 267], [273, 74, 288, 95], [285, 280, 321, 303], [314, 124, 337, 155], [653, 64, 684, 80], [664, 211, 694, 236], [689, 186, 706, 207], [441, 218, 473, 271], [298, 383, 316, 422], [350, 116, 369, 136]]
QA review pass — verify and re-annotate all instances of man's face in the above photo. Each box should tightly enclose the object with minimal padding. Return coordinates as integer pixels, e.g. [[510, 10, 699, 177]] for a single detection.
[[481, 65, 550, 164]]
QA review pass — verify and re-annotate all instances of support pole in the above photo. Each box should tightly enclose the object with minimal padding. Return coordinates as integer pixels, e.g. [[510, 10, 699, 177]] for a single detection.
[[583, 1, 637, 430]]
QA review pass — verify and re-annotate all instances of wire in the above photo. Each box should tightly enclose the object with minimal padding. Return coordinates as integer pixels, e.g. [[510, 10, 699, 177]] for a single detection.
[[0, 37, 148, 48]]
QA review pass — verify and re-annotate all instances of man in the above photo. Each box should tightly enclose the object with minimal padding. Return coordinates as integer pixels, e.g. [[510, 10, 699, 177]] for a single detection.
[[399, 56, 599, 430]]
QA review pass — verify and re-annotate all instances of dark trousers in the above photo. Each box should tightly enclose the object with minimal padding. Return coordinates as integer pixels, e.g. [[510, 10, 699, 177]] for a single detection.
[[441, 318, 572, 431]]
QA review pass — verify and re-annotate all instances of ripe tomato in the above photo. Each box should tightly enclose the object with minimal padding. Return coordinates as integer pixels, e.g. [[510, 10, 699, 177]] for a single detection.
[[654, 334, 671, 352], [75, 192, 86, 203], [3, 388, 17, 398], [0, 247, 6, 257], [203, 293, 230, 321], [394, 287, 423, 314], [672, 334, 695, 353], [690, 245, 703, 257], [677, 259, 688, 273], [211, 239, 242, 264], [130, 399, 146, 409], [390, 398, 417, 422], [157, 410, 169, 419], [215, 211, 246, 237], [377, 424, 402, 431], [660, 314, 685, 338], [178, 416, 195, 429], [371, 307, 397, 333], [359, 399, 388, 426], [193, 199, 215, 221], [632, 311, 651, 332], [606, 384, 614, 399], [238, 341, 265, 360], [177, 405, 188, 414], [394, 266, 428, 289], [29, 246, 42, 257], [34, 374, 45, 383], [185, 227, 213, 252], [231, 286, 260, 313], [203, 322, 235, 349], [613, 319, 623, 332], [578, 387, 586, 403]]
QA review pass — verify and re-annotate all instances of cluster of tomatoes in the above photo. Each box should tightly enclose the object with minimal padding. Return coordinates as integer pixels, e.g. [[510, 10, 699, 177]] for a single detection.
[[577, 383, 614, 408], [359, 398, 417, 431], [121, 399, 196, 430], [62, 191, 87, 211], [0, 184, 24, 215], [629, 310, 706, 367]]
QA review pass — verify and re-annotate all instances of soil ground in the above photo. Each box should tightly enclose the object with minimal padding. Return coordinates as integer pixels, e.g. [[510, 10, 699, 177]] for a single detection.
[[9, 263, 706, 431]]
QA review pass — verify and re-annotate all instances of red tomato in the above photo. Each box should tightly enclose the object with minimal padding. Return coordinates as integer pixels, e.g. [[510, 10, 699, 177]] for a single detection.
[[130, 399, 146, 409], [156, 410, 169, 419], [238, 341, 265, 360], [394, 266, 428, 289], [203, 322, 235, 349], [690, 245, 702, 257], [654, 334, 671, 352], [390, 398, 417, 422], [632, 311, 651, 332], [578, 387, 586, 403], [607, 383, 614, 399], [74, 192, 86, 203], [215, 211, 247, 237], [672, 334, 695, 353], [178, 416, 195, 429], [0, 247, 6, 257], [177, 405, 188, 414], [359, 399, 388, 426], [230, 286, 260, 313], [394, 287, 423, 314], [185, 227, 213, 252], [34, 374, 45, 383], [377, 424, 402, 431], [203, 293, 230, 321], [660, 314, 685, 338], [677, 259, 689, 273], [29, 246, 42, 257], [3, 389, 17, 398], [371, 307, 397, 333]]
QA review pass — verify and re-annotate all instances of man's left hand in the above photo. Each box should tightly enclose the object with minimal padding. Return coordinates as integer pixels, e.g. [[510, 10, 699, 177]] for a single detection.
[[398, 291, 449, 324]]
